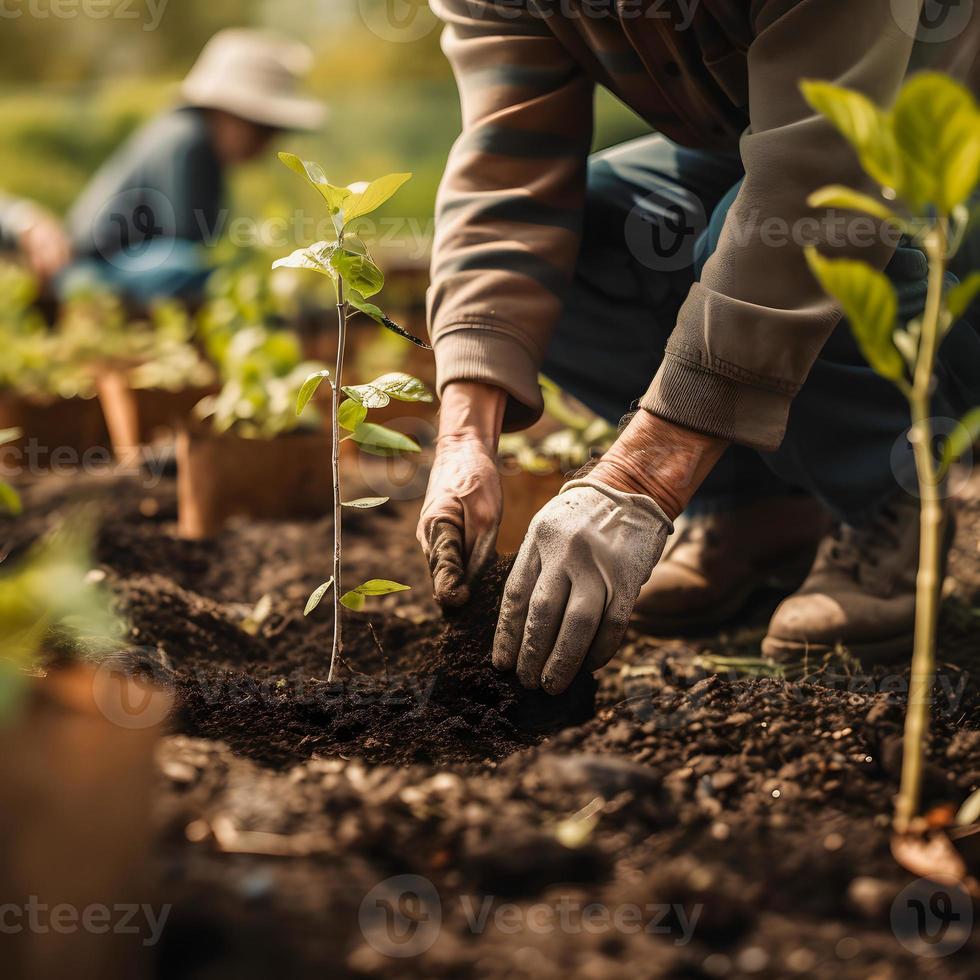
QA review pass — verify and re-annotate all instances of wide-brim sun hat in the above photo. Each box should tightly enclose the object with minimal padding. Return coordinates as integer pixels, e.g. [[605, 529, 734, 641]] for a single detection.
[[181, 28, 327, 132]]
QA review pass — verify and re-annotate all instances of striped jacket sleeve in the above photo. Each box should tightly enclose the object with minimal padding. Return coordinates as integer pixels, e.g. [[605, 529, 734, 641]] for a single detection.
[[427, 0, 594, 429]]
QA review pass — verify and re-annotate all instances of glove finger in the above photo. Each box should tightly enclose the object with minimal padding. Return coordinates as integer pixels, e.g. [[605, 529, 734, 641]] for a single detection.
[[426, 519, 470, 607], [492, 546, 540, 672], [516, 570, 571, 691], [586, 589, 634, 673], [540, 583, 605, 696]]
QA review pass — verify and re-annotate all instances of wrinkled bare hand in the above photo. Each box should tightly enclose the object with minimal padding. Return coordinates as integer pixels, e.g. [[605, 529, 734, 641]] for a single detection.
[[417, 430, 503, 606], [18, 208, 72, 283]]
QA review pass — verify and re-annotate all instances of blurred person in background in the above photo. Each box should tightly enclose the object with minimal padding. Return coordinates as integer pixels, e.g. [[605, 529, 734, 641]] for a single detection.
[[0, 194, 72, 285], [59, 28, 326, 307]]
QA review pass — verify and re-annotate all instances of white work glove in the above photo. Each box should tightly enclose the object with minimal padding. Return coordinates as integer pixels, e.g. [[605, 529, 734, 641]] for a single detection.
[[492, 476, 673, 695]]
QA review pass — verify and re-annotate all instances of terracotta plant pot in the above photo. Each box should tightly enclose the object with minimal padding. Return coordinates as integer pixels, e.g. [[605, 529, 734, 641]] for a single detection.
[[97, 370, 215, 457], [0, 662, 170, 980], [0, 390, 110, 470], [497, 465, 568, 554], [177, 425, 333, 539]]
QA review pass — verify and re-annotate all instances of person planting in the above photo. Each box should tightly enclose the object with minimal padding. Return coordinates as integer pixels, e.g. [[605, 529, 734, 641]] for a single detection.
[[418, 0, 980, 695], [61, 29, 326, 306]]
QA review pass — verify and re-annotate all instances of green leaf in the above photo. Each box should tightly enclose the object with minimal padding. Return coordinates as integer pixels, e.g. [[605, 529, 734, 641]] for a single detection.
[[805, 247, 904, 382], [272, 242, 336, 278], [342, 497, 390, 509], [801, 80, 905, 194], [330, 248, 384, 298], [304, 578, 334, 616], [941, 408, 980, 473], [349, 422, 421, 457], [347, 289, 432, 349], [296, 370, 331, 416], [0, 481, 22, 516], [892, 73, 980, 214], [367, 372, 433, 403], [342, 173, 413, 226], [342, 384, 390, 409], [340, 578, 412, 610], [0, 427, 22, 447], [279, 152, 352, 215], [947, 272, 980, 321], [337, 397, 368, 431], [807, 185, 901, 224], [339, 590, 365, 611]]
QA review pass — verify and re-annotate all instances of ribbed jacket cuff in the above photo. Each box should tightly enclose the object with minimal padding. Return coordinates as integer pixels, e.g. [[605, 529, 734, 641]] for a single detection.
[[434, 326, 543, 431], [639, 354, 793, 453]]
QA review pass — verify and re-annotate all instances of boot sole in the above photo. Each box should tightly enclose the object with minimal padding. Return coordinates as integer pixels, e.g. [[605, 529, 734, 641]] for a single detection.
[[761, 631, 914, 666]]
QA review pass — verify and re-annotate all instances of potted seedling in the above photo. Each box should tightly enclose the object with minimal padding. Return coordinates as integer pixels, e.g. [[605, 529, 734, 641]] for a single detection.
[[0, 265, 111, 463], [0, 514, 170, 979], [177, 324, 333, 539], [496, 377, 618, 552], [273, 153, 432, 681], [800, 73, 980, 848], [97, 300, 217, 458]]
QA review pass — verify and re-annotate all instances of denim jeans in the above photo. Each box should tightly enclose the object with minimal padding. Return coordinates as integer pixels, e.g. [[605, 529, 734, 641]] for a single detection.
[[543, 135, 980, 522], [57, 238, 211, 306]]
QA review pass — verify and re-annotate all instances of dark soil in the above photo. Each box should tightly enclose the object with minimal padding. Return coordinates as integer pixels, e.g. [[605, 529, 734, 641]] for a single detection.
[[4, 469, 980, 980]]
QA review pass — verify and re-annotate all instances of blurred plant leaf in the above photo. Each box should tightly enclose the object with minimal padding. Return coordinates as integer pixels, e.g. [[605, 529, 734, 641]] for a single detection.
[[801, 80, 905, 194], [805, 247, 903, 381], [947, 272, 980, 322], [941, 408, 980, 475], [0, 482, 22, 516], [808, 185, 902, 224], [892, 73, 980, 214]]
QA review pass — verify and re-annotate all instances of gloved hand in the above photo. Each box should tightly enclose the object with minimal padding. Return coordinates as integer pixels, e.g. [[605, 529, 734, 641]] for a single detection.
[[492, 476, 673, 695], [417, 430, 503, 606]]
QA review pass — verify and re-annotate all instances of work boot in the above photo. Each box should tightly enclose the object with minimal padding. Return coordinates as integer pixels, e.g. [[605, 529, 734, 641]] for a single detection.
[[631, 493, 831, 634], [762, 491, 955, 663]]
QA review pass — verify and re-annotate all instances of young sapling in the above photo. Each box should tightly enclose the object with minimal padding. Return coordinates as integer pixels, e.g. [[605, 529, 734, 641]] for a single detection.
[[275, 154, 432, 682], [801, 73, 980, 834]]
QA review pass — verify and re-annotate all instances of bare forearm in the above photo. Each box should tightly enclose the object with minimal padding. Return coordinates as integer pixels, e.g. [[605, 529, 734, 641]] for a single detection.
[[438, 381, 507, 448], [592, 410, 729, 520]]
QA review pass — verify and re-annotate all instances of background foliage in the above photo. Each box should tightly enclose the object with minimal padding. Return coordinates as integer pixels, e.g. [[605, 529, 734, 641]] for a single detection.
[[0, 0, 649, 242]]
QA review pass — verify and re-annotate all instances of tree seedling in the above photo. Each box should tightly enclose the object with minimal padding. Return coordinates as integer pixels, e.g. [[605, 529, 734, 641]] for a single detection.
[[801, 72, 980, 834], [275, 154, 432, 682]]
